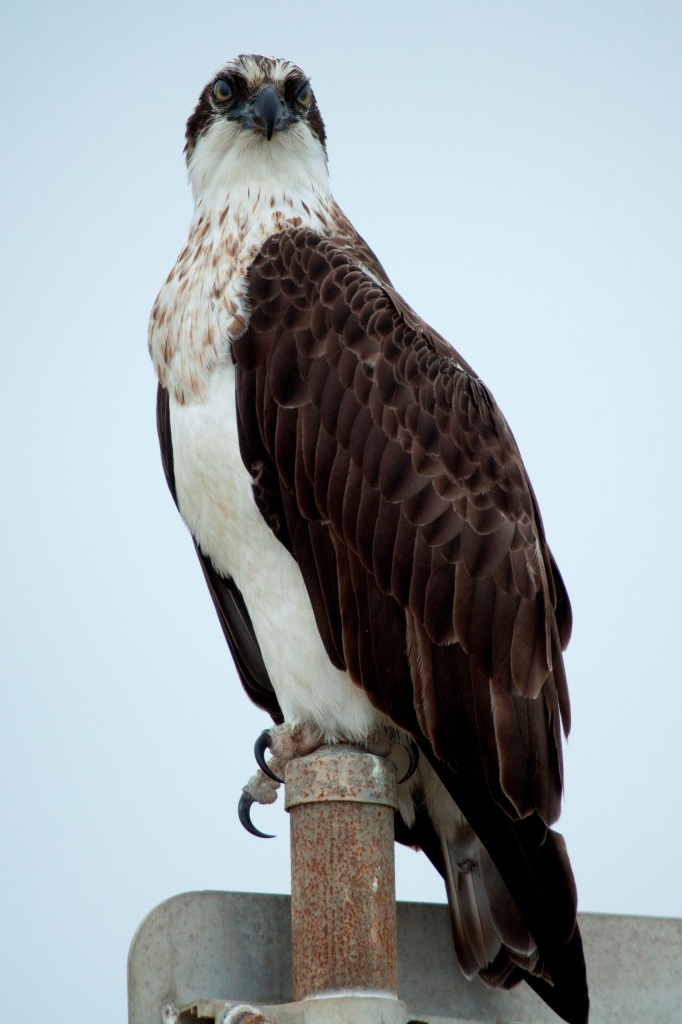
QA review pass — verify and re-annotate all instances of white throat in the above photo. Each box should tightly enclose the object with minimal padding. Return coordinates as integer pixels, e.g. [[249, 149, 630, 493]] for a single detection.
[[149, 121, 335, 405], [188, 116, 330, 204]]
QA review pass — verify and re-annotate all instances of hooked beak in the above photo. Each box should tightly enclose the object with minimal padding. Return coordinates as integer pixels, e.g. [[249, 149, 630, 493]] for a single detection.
[[248, 84, 287, 141]]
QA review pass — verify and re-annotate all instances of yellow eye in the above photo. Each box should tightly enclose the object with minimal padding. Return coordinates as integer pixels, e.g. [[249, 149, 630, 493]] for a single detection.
[[297, 82, 312, 107], [213, 78, 232, 103]]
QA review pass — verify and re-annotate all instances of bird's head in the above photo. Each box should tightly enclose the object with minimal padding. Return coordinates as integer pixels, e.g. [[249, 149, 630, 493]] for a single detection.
[[185, 55, 328, 203]]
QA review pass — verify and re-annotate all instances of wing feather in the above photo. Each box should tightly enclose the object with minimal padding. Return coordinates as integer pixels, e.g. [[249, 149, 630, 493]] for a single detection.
[[232, 226, 573, 808], [228, 228, 586, 1023]]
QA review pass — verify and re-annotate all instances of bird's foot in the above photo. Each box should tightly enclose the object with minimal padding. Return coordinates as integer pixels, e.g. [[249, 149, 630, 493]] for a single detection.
[[255, 721, 326, 779], [238, 765, 281, 839], [238, 722, 326, 838], [364, 728, 420, 783], [255, 721, 417, 779], [239, 723, 420, 837]]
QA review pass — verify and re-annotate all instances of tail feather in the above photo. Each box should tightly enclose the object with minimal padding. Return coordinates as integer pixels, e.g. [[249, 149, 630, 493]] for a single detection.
[[394, 755, 588, 1024], [477, 949, 520, 988], [442, 838, 502, 977], [420, 758, 541, 985], [478, 843, 538, 961], [442, 829, 542, 982]]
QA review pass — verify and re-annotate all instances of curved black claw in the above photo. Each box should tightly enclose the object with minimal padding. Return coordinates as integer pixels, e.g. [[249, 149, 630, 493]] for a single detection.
[[255, 729, 284, 783], [398, 740, 419, 784], [238, 791, 275, 839]]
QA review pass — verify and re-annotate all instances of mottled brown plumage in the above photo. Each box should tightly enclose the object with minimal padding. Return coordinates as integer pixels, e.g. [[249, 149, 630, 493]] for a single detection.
[[233, 228, 571, 822]]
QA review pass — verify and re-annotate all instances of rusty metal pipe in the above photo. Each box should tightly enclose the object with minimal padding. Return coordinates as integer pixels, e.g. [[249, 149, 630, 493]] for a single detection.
[[284, 745, 398, 1003]]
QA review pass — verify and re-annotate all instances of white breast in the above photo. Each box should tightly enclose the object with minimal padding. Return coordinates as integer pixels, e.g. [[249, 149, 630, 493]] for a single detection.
[[169, 364, 382, 742]]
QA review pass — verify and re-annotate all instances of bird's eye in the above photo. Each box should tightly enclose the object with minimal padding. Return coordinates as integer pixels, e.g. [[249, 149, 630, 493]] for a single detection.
[[297, 82, 312, 107], [213, 79, 233, 103]]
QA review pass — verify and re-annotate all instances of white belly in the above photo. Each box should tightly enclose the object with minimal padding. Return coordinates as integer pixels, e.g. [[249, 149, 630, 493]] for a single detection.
[[169, 363, 382, 741]]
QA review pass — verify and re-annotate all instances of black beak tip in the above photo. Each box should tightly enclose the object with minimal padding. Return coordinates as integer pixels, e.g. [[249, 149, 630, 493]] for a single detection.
[[250, 84, 285, 142]]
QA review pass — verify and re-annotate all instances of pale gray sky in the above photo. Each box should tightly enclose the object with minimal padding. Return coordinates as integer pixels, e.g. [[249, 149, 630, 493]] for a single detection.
[[1, 2, 681, 1020]]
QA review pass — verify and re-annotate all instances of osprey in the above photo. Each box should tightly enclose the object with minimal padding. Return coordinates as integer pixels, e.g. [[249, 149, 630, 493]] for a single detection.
[[150, 55, 588, 1024]]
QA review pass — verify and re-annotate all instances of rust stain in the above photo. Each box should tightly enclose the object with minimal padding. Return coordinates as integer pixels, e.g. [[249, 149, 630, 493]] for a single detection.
[[286, 747, 398, 1001]]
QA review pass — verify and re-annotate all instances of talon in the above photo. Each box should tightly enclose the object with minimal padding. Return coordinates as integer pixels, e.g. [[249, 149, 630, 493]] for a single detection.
[[238, 791, 275, 839], [398, 740, 419, 784], [255, 729, 284, 782]]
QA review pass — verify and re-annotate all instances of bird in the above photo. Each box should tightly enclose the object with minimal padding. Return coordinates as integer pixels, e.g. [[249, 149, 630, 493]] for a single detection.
[[149, 55, 588, 1024]]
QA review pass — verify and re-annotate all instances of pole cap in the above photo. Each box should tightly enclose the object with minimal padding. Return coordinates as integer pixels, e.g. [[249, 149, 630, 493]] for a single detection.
[[284, 745, 398, 811]]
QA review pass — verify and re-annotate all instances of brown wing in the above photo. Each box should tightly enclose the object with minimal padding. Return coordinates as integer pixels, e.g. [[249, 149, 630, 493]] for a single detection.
[[156, 383, 282, 722], [232, 228, 587, 1023], [235, 227, 571, 822]]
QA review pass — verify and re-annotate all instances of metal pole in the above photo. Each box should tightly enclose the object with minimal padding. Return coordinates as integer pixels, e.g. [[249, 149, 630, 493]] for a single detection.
[[284, 744, 399, 1003]]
